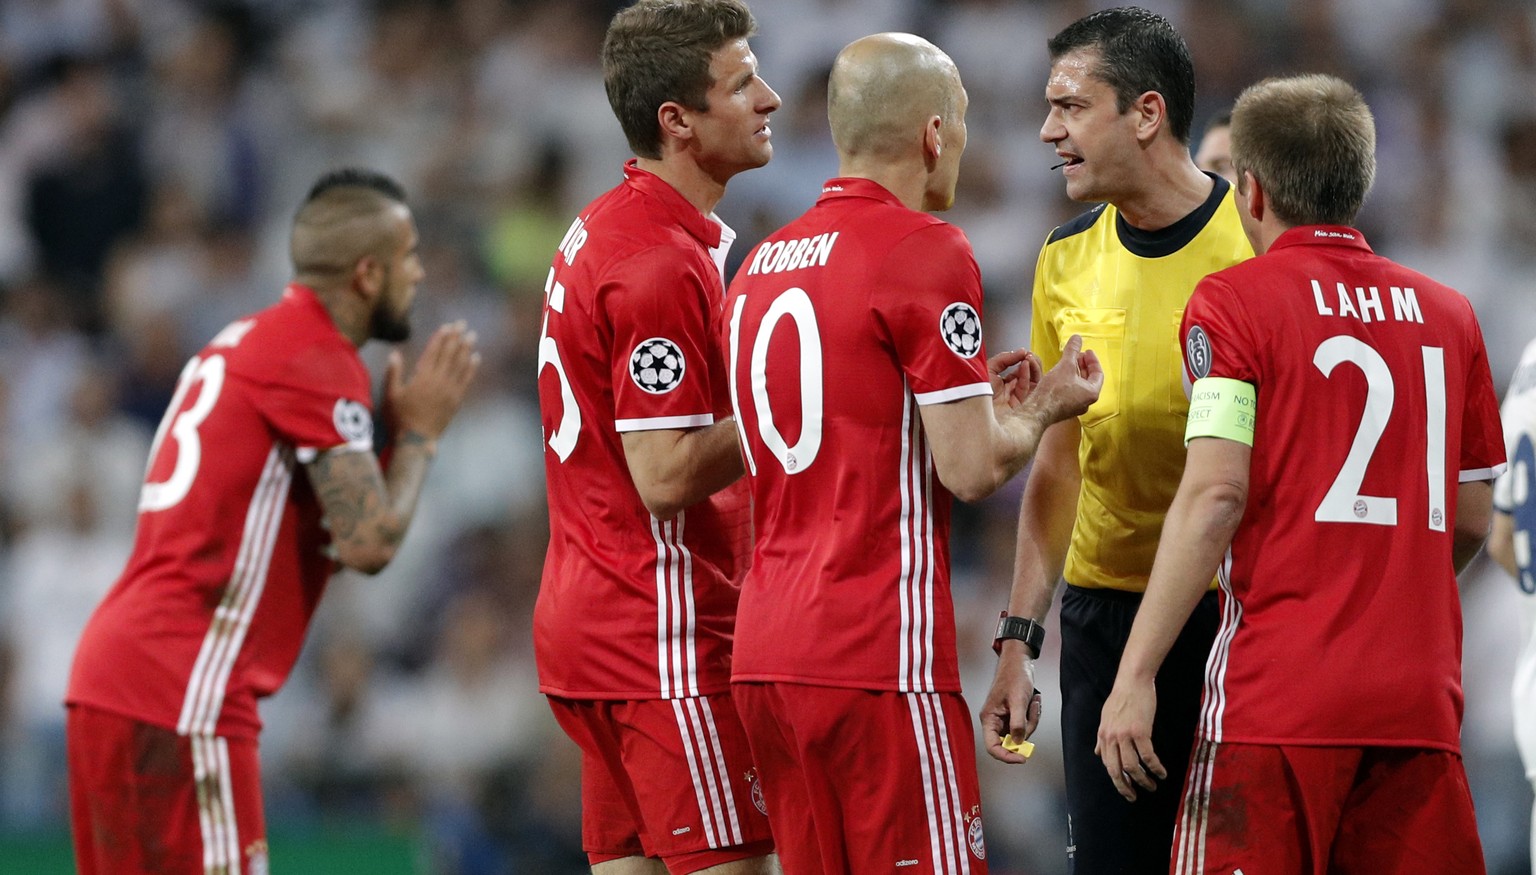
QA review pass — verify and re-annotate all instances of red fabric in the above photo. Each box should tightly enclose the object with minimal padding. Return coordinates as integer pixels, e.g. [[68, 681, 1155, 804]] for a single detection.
[[68, 705, 268, 875], [1182, 226, 1505, 750], [547, 693, 773, 871], [1172, 740, 1484, 874], [723, 178, 991, 693], [733, 682, 988, 875], [67, 285, 370, 738], [535, 161, 749, 700]]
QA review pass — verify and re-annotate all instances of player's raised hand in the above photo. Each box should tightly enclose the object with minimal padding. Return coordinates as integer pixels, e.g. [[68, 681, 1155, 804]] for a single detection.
[[980, 648, 1044, 764], [1030, 334, 1103, 424], [385, 320, 481, 442], [988, 348, 1042, 409], [1095, 677, 1166, 802]]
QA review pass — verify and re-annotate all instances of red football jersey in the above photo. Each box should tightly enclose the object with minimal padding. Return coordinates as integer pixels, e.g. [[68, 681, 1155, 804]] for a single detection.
[[67, 285, 372, 738], [1181, 226, 1506, 751], [723, 179, 992, 693], [534, 161, 751, 700]]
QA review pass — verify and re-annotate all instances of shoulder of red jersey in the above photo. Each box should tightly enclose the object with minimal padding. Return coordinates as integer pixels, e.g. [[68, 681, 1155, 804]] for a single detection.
[[205, 294, 370, 400]]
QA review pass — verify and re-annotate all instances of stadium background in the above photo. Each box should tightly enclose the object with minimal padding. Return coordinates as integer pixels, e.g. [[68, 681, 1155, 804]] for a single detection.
[[0, 0, 1532, 872]]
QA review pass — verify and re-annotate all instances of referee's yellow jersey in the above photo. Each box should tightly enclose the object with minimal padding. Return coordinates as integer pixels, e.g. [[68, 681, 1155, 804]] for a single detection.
[[1031, 174, 1252, 593]]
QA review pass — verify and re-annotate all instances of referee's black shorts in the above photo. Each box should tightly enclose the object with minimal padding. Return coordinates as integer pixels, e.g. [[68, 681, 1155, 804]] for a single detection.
[[1058, 583, 1220, 875]]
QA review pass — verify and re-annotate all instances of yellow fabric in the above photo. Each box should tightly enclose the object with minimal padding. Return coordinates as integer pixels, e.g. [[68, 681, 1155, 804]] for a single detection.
[[1031, 192, 1252, 592], [1186, 377, 1257, 446]]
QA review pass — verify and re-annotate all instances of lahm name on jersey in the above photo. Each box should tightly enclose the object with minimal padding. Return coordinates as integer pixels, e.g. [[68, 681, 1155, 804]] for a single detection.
[[745, 232, 839, 276], [1309, 279, 1423, 324]]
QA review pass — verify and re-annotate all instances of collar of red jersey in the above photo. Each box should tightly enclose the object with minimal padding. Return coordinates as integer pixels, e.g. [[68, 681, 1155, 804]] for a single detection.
[[621, 160, 723, 249], [818, 177, 902, 206], [1270, 224, 1373, 253], [283, 282, 328, 314]]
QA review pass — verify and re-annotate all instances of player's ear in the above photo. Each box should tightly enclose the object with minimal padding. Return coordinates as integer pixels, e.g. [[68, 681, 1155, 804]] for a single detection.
[[1242, 170, 1265, 223], [352, 254, 383, 299], [923, 115, 943, 171], [658, 100, 692, 148]]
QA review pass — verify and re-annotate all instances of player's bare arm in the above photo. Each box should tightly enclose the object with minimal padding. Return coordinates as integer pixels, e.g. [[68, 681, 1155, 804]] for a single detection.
[[1094, 436, 1249, 801], [309, 321, 480, 573], [981, 418, 1080, 763], [922, 336, 1101, 504], [621, 419, 745, 520], [1490, 511, 1519, 578], [1452, 480, 1494, 574]]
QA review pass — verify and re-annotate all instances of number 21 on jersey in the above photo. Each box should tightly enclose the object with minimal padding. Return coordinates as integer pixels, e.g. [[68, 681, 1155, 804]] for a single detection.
[[1313, 335, 1447, 531]]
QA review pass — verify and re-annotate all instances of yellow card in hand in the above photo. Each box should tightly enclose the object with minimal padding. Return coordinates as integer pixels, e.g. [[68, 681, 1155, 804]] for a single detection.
[[1001, 736, 1035, 759]]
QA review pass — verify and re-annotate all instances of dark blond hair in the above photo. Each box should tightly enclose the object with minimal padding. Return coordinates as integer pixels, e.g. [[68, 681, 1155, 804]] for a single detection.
[[1231, 74, 1376, 226], [602, 0, 756, 159]]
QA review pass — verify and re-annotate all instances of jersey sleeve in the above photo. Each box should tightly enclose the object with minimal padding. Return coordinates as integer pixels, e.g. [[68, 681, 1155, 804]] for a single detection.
[[603, 245, 719, 432], [871, 223, 991, 405], [1458, 305, 1507, 483], [257, 344, 375, 463], [1181, 274, 1261, 388]]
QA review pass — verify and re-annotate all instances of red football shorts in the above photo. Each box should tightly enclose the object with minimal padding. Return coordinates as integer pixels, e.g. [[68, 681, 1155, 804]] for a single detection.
[[67, 704, 268, 875], [1172, 739, 1486, 875], [546, 693, 774, 873], [733, 682, 988, 875]]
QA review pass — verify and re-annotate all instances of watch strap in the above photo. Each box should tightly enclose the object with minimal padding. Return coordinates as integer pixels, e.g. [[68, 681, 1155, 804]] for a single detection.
[[993, 612, 1045, 659]]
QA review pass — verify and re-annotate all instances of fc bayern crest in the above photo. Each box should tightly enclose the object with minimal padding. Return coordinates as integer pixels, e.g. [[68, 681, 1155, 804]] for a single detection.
[[940, 302, 983, 359], [332, 399, 373, 443], [629, 337, 686, 394], [747, 769, 768, 815], [967, 812, 986, 860], [1185, 325, 1213, 380]]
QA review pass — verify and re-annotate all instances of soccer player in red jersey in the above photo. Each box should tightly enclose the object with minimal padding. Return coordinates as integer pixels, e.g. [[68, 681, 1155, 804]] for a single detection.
[[532, 2, 780, 873], [64, 168, 480, 874], [1096, 74, 1506, 874], [722, 34, 1102, 874]]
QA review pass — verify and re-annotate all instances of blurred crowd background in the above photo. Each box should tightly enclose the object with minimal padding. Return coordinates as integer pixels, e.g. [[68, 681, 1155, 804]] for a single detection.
[[0, 0, 1533, 872]]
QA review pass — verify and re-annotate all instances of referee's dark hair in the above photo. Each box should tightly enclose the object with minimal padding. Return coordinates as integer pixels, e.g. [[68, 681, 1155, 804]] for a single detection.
[[1048, 6, 1196, 144]]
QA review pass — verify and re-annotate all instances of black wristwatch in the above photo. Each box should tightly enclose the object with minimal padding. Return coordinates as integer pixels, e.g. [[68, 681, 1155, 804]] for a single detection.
[[993, 612, 1045, 659]]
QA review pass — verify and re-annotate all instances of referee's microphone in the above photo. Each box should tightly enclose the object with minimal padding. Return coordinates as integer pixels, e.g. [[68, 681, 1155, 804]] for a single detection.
[[1050, 160, 1069, 170]]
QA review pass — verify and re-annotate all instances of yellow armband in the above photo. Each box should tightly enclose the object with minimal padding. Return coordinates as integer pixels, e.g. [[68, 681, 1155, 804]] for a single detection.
[[1185, 377, 1256, 447]]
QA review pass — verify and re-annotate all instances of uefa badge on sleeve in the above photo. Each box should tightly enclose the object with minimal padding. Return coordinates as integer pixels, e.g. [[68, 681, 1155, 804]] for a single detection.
[[332, 399, 373, 443], [940, 302, 983, 359], [1186, 325, 1213, 380], [629, 337, 686, 394]]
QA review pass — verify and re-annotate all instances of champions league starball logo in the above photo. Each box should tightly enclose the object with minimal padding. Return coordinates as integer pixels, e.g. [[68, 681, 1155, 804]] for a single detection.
[[630, 338, 686, 394], [332, 399, 372, 443], [940, 303, 982, 359]]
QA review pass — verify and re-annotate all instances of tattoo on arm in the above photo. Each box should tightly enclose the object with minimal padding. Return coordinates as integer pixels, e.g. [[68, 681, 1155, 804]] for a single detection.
[[307, 450, 390, 552]]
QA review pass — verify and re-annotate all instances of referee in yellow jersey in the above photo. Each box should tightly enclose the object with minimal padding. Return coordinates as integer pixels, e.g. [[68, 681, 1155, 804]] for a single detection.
[[978, 8, 1252, 874]]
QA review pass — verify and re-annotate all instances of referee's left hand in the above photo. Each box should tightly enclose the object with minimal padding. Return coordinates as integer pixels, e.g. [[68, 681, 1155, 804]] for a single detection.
[[1095, 677, 1166, 802]]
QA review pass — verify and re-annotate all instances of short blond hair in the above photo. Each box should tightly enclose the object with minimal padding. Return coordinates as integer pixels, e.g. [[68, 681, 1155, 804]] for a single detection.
[[1231, 74, 1375, 226]]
